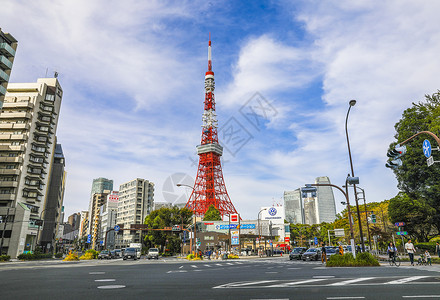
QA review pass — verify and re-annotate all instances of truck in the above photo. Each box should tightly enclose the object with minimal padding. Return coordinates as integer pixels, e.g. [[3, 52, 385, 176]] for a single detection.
[[129, 243, 142, 259]]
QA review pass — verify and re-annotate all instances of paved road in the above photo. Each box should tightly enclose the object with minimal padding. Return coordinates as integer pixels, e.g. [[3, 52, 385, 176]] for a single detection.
[[2, 256, 440, 299]]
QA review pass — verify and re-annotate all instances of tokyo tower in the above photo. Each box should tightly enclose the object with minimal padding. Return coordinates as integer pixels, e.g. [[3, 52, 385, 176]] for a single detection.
[[185, 37, 238, 218]]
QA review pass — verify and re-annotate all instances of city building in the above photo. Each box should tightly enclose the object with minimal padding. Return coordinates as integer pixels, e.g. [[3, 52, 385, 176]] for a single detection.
[[87, 177, 113, 235], [0, 77, 63, 258], [78, 210, 89, 241], [67, 212, 80, 231], [40, 143, 66, 252], [116, 178, 154, 248], [90, 190, 110, 249], [0, 29, 17, 109], [99, 191, 118, 249], [284, 176, 336, 225]]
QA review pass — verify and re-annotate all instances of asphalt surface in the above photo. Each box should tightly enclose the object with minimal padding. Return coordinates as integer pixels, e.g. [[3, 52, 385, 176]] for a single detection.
[[2, 256, 440, 299]]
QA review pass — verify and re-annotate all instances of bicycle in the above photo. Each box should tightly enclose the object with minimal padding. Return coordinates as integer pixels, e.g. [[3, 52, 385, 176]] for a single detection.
[[388, 254, 401, 267]]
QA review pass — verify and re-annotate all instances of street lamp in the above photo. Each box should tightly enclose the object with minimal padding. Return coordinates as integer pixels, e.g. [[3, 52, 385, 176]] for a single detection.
[[345, 99, 365, 252], [176, 183, 197, 255], [257, 208, 267, 256]]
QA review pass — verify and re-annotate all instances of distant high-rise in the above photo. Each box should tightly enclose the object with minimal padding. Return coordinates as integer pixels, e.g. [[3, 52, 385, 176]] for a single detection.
[[0, 78, 63, 258], [87, 177, 113, 235], [315, 176, 336, 223], [284, 176, 336, 225], [0, 29, 17, 109], [116, 178, 154, 248]]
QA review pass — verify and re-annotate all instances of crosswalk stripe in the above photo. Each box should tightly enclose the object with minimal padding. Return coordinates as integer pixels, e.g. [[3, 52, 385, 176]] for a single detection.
[[386, 276, 429, 284], [204, 264, 211, 267], [329, 277, 374, 286], [191, 265, 198, 268], [267, 278, 326, 287]]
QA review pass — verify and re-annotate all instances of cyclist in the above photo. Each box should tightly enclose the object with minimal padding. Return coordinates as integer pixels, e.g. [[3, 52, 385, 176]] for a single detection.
[[387, 242, 397, 263]]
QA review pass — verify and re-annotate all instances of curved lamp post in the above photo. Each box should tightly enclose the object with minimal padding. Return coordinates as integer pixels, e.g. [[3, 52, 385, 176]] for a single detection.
[[345, 99, 365, 252]]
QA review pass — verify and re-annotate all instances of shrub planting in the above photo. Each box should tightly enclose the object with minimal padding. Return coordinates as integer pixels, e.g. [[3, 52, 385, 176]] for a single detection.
[[326, 252, 379, 267], [0, 255, 10, 262]]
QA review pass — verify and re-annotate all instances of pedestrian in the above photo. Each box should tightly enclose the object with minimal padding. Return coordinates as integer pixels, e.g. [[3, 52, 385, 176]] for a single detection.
[[425, 250, 432, 266], [404, 239, 416, 266], [321, 243, 327, 263], [387, 242, 397, 262], [436, 242, 440, 258], [207, 249, 211, 260]]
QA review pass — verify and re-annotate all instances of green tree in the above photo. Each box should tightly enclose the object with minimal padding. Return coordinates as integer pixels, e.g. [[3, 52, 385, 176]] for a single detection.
[[388, 90, 440, 239], [203, 205, 222, 221], [143, 207, 192, 253]]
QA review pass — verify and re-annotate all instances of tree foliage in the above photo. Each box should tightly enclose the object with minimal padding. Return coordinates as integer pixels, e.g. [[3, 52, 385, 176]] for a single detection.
[[143, 207, 193, 253], [388, 90, 440, 240], [203, 205, 222, 221]]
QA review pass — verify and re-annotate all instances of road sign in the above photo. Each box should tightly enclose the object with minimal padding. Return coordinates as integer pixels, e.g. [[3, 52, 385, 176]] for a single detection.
[[334, 228, 345, 237], [394, 222, 405, 227], [114, 225, 120, 232], [314, 237, 318, 245], [230, 214, 239, 222], [427, 156, 434, 167], [396, 231, 408, 236], [284, 237, 290, 243], [423, 139, 432, 158], [86, 234, 91, 243]]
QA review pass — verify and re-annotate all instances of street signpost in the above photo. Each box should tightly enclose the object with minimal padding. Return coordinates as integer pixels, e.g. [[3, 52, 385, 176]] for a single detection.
[[114, 225, 120, 232], [396, 231, 408, 236], [423, 139, 432, 158], [394, 222, 405, 227], [314, 237, 318, 245], [427, 156, 434, 167]]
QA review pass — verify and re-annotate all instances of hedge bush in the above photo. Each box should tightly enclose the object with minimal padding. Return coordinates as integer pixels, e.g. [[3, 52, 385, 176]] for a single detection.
[[326, 252, 379, 267], [0, 255, 10, 262], [17, 253, 53, 260], [54, 253, 63, 258], [63, 253, 79, 261], [414, 243, 436, 253]]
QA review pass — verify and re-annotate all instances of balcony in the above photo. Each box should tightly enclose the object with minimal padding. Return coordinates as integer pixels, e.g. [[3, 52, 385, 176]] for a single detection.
[[0, 85, 6, 96], [0, 112, 32, 119], [0, 194, 15, 201], [0, 181, 18, 188], [0, 43, 15, 57], [0, 55, 12, 69], [0, 145, 25, 152], [0, 157, 23, 163], [0, 68, 9, 83], [2, 102, 33, 109], [0, 169, 19, 175]]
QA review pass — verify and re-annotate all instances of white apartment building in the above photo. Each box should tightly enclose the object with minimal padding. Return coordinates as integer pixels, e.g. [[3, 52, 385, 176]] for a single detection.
[[0, 78, 63, 258], [116, 178, 154, 248], [99, 191, 118, 249]]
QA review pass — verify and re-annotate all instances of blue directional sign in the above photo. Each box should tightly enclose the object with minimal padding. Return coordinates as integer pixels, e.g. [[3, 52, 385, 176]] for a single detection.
[[114, 225, 120, 232], [314, 237, 318, 245], [86, 234, 91, 243], [423, 139, 432, 158]]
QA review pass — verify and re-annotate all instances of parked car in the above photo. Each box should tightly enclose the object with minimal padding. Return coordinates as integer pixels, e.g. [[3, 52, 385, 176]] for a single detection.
[[289, 247, 307, 260], [98, 250, 111, 260], [302, 248, 322, 261], [114, 249, 122, 258], [147, 248, 159, 260], [123, 247, 138, 260], [325, 247, 338, 258]]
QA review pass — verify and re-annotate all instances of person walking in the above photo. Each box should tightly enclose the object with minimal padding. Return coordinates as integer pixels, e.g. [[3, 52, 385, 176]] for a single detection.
[[321, 243, 327, 263], [436, 242, 440, 258], [387, 242, 397, 263], [405, 239, 416, 266]]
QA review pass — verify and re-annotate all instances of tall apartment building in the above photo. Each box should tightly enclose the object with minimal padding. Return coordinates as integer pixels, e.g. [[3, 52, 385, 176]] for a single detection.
[[0, 78, 63, 258], [78, 210, 89, 241], [284, 176, 336, 225], [116, 178, 154, 248], [40, 143, 66, 252], [67, 212, 81, 231], [87, 177, 113, 235], [99, 191, 118, 249], [0, 29, 17, 108], [90, 190, 110, 249]]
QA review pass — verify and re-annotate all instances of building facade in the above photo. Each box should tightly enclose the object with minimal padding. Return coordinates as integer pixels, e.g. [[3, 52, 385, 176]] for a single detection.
[[116, 178, 154, 248], [315, 176, 336, 223], [99, 191, 118, 249], [284, 189, 303, 224], [0, 78, 63, 258], [90, 190, 110, 249], [87, 177, 113, 236], [0, 29, 17, 109], [40, 143, 66, 252]]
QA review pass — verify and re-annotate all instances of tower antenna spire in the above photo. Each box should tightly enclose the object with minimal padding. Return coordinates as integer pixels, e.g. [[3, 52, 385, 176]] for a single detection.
[[208, 33, 212, 71]]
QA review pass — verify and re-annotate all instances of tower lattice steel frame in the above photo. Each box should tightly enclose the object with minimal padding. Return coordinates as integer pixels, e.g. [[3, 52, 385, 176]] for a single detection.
[[185, 37, 238, 218]]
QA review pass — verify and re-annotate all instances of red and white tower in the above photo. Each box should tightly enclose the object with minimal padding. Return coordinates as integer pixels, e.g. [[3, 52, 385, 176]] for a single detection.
[[185, 38, 238, 218]]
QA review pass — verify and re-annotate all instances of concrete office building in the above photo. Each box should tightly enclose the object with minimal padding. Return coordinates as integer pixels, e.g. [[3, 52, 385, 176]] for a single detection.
[[284, 176, 336, 225], [90, 190, 110, 249], [116, 178, 154, 248], [40, 143, 66, 252], [78, 210, 89, 241], [87, 177, 113, 235], [99, 191, 118, 249], [0, 78, 63, 258], [0, 29, 17, 108]]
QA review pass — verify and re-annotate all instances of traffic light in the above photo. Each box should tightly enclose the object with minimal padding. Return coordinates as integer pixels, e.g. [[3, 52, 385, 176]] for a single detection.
[[386, 145, 407, 169], [371, 214, 376, 223]]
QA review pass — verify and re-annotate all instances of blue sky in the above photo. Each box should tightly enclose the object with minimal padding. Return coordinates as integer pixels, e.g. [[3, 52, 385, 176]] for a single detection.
[[3, 0, 440, 220]]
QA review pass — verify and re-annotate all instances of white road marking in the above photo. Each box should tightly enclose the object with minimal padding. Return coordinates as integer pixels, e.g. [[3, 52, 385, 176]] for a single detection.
[[167, 270, 187, 273], [179, 265, 183, 269], [213, 280, 277, 289], [89, 272, 105, 275], [204, 264, 212, 267], [402, 296, 440, 298], [313, 276, 335, 279], [226, 263, 234, 265], [215, 263, 222, 266], [95, 279, 116, 282], [191, 265, 198, 268], [267, 278, 326, 287], [194, 269, 202, 272], [386, 276, 429, 284], [97, 285, 126, 289], [265, 272, 278, 274], [329, 277, 374, 286], [327, 297, 365, 299], [288, 268, 301, 270]]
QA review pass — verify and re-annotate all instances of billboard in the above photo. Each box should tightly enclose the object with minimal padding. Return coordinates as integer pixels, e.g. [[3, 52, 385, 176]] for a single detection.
[[260, 206, 285, 225]]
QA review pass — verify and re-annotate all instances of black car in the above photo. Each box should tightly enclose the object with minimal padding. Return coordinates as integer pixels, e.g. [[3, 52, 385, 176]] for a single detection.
[[289, 247, 307, 260], [123, 247, 138, 260], [302, 248, 322, 261], [98, 250, 111, 260]]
